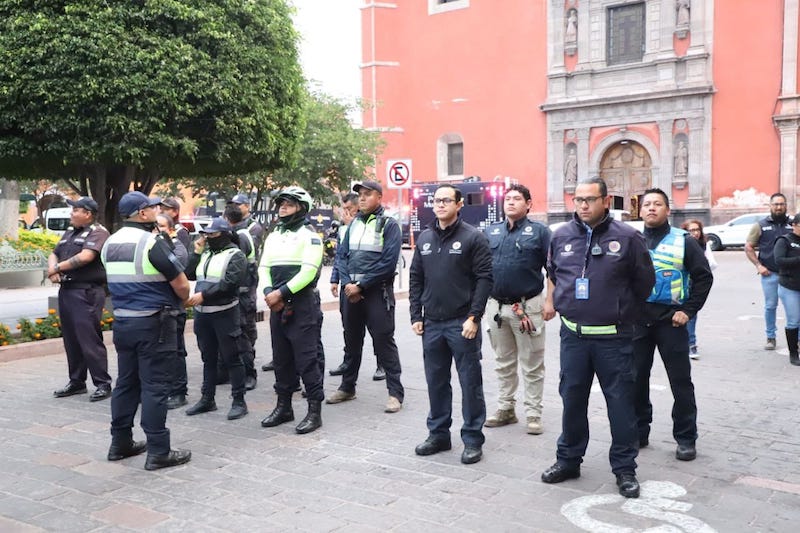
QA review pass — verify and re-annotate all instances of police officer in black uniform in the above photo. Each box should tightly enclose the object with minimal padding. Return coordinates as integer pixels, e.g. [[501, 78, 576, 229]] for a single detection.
[[410, 184, 493, 464], [184, 218, 249, 420], [542, 177, 655, 498], [634, 188, 713, 462], [327, 180, 404, 413], [102, 191, 191, 470], [224, 203, 258, 390], [49, 197, 112, 401]]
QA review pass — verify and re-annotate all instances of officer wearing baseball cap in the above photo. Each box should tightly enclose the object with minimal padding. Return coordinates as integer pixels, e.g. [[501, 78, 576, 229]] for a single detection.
[[183, 218, 249, 420], [101, 191, 192, 470], [49, 196, 112, 401]]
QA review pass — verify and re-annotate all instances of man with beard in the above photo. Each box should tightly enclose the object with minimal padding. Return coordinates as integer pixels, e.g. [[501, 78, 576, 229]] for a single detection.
[[745, 193, 793, 350]]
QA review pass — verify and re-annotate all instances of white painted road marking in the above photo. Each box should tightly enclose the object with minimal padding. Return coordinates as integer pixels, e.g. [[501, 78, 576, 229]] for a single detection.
[[561, 480, 718, 532]]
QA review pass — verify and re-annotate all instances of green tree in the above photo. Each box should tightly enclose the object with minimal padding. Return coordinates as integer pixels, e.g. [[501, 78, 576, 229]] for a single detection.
[[179, 92, 384, 211], [0, 0, 305, 227]]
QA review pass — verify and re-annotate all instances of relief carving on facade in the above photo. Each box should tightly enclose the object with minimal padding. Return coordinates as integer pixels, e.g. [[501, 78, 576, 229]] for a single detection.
[[564, 8, 578, 56], [673, 137, 689, 189], [564, 144, 578, 193], [675, 0, 690, 39]]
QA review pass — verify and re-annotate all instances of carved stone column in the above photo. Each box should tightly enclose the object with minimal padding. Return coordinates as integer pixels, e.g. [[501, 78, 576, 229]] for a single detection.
[[686, 116, 706, 206], [548, 129, 566, 212], [658, 121, 674, 193], [576, 128, 590, 179], [776, 119, 800, 213]]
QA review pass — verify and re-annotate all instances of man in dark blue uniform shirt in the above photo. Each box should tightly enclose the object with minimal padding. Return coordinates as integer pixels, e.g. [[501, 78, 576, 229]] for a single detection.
[[48, 197, 112, 401], [542, 177, 654, 498], [101, 191, 191, 471]]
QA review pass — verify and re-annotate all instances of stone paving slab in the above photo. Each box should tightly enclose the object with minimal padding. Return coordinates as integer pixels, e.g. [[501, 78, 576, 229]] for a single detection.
[[0, 251, 798, 531]]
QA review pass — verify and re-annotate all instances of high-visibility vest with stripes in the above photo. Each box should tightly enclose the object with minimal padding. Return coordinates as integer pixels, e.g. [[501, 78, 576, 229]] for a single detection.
[[236, 229, 256, 263], [347, 214, 389, 283], [194, 247, 241, 313], [101, 226, 176, 316], [647, 227, 690, 306]]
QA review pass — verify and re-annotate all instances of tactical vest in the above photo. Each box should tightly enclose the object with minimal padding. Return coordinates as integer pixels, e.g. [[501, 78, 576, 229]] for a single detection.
[[347, 214, 389, 282], [101, 227, 174, 316], [757, 216, 793, 273], [647, 227, 690, 306], [194, 247, 240, 313]]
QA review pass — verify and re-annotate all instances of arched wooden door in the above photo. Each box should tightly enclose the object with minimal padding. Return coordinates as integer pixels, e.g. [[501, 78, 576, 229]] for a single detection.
[[599, 141, 652, 217]]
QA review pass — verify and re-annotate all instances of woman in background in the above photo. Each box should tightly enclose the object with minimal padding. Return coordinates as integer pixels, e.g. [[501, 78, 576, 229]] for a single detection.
[[681, 220, 717, 360]]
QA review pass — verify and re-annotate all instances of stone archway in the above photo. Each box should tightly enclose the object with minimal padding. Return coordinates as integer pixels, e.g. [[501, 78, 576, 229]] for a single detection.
[[599, 141, 652, 216]]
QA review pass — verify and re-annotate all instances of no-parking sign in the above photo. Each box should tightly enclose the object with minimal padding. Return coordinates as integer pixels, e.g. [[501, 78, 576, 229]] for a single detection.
[[386, 159, 412, 189]]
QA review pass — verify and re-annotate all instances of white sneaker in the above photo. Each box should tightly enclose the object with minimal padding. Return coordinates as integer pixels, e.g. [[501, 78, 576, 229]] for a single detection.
[[689, 345, 699, 360]]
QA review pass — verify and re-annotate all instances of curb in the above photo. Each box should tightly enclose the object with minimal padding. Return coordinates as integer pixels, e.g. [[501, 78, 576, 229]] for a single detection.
[[0, 290, 409, 363]]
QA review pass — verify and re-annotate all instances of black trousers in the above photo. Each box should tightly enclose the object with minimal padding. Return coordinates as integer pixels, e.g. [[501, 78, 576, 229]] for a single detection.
[[59, 285, 111, 388], [169, 312, 188, 396], [633, 320, 698, 446], [340, 283, 404, 401], [195, 307, 246, 398], [110, 313, 176, 455], [239, 287, 258, 378], [270, 290, 324, 401]]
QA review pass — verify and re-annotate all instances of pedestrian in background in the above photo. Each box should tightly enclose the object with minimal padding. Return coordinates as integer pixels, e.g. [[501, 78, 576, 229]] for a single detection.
[[681, 219, 717, 359], [101, 191, 191, 470], [48, 197, 112, 401], [410, 184, 493, 465], [634, 189, 713, 463], [483, 184, 551, 435], [159, 198, 191, 252], [542, 177, 654, 498], [184, 218, 249, 421], [745, 193, 792, 351], [773, 213, 800, 367], [156, 213, 190, 409]]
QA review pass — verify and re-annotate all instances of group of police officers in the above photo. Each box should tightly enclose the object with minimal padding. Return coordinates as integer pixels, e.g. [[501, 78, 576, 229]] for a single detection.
[[49, 177, 716, 496]]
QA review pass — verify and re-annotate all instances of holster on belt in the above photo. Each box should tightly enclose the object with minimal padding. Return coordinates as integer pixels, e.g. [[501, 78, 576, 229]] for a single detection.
[[158, 306, 180, 343]]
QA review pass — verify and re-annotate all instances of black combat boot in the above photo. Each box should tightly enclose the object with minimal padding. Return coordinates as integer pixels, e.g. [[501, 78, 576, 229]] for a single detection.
[[260, 396, 294, 427], [786, 328, 800, 366], [185, 395, 217, 416], [227, 394, 248, 420], [295, 400, 322, 434]]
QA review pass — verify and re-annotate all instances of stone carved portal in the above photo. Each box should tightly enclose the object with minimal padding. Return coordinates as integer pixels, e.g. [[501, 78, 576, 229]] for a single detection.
[[599, 141, 652, 215]]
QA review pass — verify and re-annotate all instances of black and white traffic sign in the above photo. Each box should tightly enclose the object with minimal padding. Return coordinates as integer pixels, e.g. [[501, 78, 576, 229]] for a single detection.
[[386, 159, 412, 189]]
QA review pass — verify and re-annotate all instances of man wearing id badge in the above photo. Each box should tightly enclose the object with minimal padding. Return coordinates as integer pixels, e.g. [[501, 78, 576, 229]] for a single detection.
[[541, 177, 655, 499]]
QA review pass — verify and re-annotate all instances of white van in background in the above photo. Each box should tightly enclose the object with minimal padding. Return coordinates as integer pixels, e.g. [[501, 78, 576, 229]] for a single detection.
[[28, 207, 72, 236]]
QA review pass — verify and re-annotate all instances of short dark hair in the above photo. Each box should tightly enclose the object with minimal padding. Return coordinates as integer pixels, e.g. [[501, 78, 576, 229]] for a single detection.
[[224, 204, 244, 224], [342, 192, 358, 205], [771, 193, 787, 203], [506, 184, 531, 203], [643, 187, 670, 208], [577, 176, 607, 197], [156, 213, 175, 230], [435, 184, 462, 203]]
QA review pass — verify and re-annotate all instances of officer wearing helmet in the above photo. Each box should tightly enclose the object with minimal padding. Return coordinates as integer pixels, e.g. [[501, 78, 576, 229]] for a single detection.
[[259, 186, 325, 434]]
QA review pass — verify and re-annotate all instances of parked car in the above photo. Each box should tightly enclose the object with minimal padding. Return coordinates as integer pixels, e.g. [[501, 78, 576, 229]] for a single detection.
[[704, 213, 767, 251], [28, 207, 71, 236]]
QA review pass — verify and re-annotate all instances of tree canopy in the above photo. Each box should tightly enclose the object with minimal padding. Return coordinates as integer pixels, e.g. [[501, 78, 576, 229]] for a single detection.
[[178, 92, 385, 212], [0, 0, 306, 225]]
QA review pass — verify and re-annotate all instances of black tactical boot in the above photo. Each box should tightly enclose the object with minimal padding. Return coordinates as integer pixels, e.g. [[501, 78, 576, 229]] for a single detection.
[[260, 396, 294, 427], [295, 400, 322, 434], [787, 328, 800, 366], [185, 395, 217, 416], [227, 395, 248, 420]]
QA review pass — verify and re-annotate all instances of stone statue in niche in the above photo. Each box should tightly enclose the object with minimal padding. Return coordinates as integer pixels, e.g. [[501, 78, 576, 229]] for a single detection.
[[674, 140, 688, 177], [565, 9, 578, 44], [564, 146, 577, 185], [676, 0, 690, 27]]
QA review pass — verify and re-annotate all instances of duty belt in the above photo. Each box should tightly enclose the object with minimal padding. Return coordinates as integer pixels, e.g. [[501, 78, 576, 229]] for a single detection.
[[194, 300, 239, 314], [492, 293, 539, 305], [560, 316, 618, 336]]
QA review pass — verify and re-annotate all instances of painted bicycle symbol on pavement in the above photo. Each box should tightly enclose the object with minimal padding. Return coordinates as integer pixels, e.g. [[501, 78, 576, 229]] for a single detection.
[[561, 480, 717, 532]]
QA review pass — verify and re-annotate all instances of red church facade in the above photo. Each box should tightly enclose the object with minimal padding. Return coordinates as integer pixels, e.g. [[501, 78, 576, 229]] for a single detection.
[[360, 0, 800, 223]]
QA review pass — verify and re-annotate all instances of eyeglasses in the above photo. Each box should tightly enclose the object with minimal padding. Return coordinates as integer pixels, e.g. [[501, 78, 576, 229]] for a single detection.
[[687, 227, 702, 233], [433, 198, 456, 205], [772, 203, 786, 207], [572, 196, 605, 206]]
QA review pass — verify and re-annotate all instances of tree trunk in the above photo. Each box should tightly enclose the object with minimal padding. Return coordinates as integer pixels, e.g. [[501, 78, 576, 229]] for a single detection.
[[0, 179, 20, 240]]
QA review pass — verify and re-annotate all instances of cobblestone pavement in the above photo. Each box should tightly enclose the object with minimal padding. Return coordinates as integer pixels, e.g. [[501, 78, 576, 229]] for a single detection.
[[1, 251, 799, 532]]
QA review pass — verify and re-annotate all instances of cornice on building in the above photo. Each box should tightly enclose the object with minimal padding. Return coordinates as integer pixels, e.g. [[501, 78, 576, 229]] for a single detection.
[[540, 85, 716, 112]]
